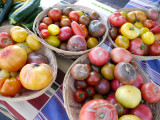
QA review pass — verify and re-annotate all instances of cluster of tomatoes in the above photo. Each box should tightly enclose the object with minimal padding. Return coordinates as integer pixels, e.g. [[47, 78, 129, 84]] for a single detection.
[[38, 7, 106, 51], [70, 47, 160, 120], [0, 26, 53, 97], [109, 8, 160, 56]]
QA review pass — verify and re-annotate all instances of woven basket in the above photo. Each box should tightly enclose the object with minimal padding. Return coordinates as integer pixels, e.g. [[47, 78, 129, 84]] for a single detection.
[[33, 4, 108, 59], [63, 53, 160, 120], [0, 25, 58, 101], [107, 8, 160, 60]]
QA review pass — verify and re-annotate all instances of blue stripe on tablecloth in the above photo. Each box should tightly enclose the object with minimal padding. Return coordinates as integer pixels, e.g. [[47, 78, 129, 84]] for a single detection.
[[35, 89, 69, 120]]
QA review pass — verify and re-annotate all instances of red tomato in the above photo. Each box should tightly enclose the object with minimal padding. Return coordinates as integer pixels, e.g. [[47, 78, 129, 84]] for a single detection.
[[87, 71, 101, 86], [71, 21, 85, 38], [48, 8, 62, 21], [40, 29, 49, 38], [128, 38, 145, 56], [150, 25, 160, 34], [0, 32, 15, 48], [141, 82, 160, 103], [111, 78, 124, 91], [69, 11, 80, 22], [105, 93, 118, 104], [80, 24, 88, 38], [42, 17, 53, 26], [0, 78, 21, 97], [74, 90, 86, 103], [152, 21, 160, 28], [79, 99, 118, 120], [89, 47, 109, 66], [109, 12, 126, 27], [149, 41, 160, 56], [85, 86, 95, 97], [58, 27, 73, 41], [132, 73, 143, 89], [130, 104, 152, 120], [143, 19, 153, 29], [38, 23, 48, 31]]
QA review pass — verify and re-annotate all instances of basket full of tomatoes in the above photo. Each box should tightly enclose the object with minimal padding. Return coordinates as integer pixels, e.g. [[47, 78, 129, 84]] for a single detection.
[[33, 4, 108, 59], [108, 8, 160, 60], [0, 25, 57, 101], [63, 47, 160, 120]]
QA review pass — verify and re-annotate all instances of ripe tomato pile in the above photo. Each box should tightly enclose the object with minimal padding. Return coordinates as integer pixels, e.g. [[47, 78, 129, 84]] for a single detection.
[[38, 7, 106, 51], [70, 47, 160, 120], [109, 8, 160, 56], [0, 26, 53, 97]]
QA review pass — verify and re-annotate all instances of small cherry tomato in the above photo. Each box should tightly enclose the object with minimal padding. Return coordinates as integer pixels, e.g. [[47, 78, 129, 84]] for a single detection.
[[87, 37, 99, 49], [63, 7, 73, 16], [74, 80, 88, 90], [149, 41, 160, 56], [114, 103, 125, 117], [45, 36, 60, 47], [47, 24, 60, 36], [59, 42, 67, 50], [48, 8, 62, 21], [74, 90, 86, 102], [143, 19, 153, 29], [40, 29, 49, 38], [85, 86, 95, 97], [134, 22, 143, 29], [79, 15, 90, 26], [89, 11, 99, 20], [69, 11, 80, 22], [42, 17, 53, 26], [60, 18, 71, 27], [87, 71, 101, 85], [92, 94, 104, 99], [38, 23, 48, 31]]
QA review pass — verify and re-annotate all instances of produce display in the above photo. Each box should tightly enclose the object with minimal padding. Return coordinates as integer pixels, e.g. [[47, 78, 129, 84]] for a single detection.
[[0, 0, 42, 29], [0, 26, 54, 98], [68, 47, 160, 120], [37, 7, 106, 51], [108, 8, 160, 57]]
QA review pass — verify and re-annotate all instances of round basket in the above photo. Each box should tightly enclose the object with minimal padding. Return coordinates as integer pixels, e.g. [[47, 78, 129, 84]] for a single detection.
[[33, 4, 108, 59], [0, 25, 58, 101], [63, 53, 160, 120], [107, 8, 160, 60]]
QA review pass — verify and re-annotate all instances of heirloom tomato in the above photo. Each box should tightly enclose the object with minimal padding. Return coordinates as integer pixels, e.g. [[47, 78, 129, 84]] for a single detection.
[[128, 38, 145, 56], [0, 32, 15, 48], [147, 8, 159, 21], [89, 47, 109, 66], [69, 11, 80, 22], [139, 27, 149, 37], [0, 78, 21, 97], [130, 104, 152, 120], [40, 29, 49, 38], [111, 78, 124, 91], [143, 19, 153, 29], [141, 82, 160, 103], [109, 27, 118, 40], [92, 94, 104, 99], [48, 8, 62, 21], [87, 71, 101, 86], [149, 41, 160, 56], [47, 24, 60, 36], [58, 27, 73, 41], [63, 7, 73, 16], [109, 12, 126, 27], [119, 115, 141, 120], [89, 11, 99, 20], [87, 37, 99, 49], [60, 18, 71, 27], [79, 15, 90, 26], [79, 99, 118, 120], [38, 23, 48, 31], [115, 35, 129, 49], [0, 45, 27, 72], [45, 36, 60, 47], [80, 24, 88, 38], [42, 17, 52, 26], [85, 86, 95, 97], [113, 103, 125, 117], [134, 22, 143, 29], [20, 63, 53, 90], [126, 11, 147, 23], [121, 23, 140, 39], [105, 93, 118, 104], [141, 32, 155, 45], [132, 73, 143, 89]]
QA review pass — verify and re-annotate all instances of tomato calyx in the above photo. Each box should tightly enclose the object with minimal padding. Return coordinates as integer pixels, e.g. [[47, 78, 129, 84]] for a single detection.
[[86, 89, 91, 95], [129, 27, 135, 30], [154, 87, 158, 94], [79, 93, 84, 98], [33, 64, 40, 68], [98, 112, 105, 119]]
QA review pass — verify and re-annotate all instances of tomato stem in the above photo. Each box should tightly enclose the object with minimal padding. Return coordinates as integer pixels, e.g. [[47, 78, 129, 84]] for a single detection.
[[98, 112, 105, 119], [33, 64, 40, 68]]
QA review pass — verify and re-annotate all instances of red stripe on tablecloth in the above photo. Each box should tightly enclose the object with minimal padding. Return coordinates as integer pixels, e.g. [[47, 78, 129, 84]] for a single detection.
[[27, 93, 49, 110], [0, 100, 26, 120], [130, 1, 151, 9]]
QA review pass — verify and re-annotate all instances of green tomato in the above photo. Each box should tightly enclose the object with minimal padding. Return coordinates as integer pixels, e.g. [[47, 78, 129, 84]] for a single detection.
[[45, 36, 60, 47]]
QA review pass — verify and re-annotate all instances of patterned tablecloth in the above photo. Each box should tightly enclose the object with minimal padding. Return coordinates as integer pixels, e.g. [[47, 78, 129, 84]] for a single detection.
[[0, 0, 160, 120]]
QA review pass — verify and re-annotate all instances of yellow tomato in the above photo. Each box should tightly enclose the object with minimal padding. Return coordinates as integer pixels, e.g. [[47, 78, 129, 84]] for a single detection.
[[120, 11, 127, 18], [87, 37, 99, 48], [76, 10, 84, 16], [61, 15, 68, 20], [45, 36, 60, 47], [10, 26, 28, 42], [141, 32, 155, 45], [121, 23, 140, 39], [115, 35, 130, 49], [26, 34, 41, 50], [140, 27, 149, 37], [134, 22, 143, 29], [16, 42, 33, 54], [119, 115, 141, 120], [47, 24, 60, 35]]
